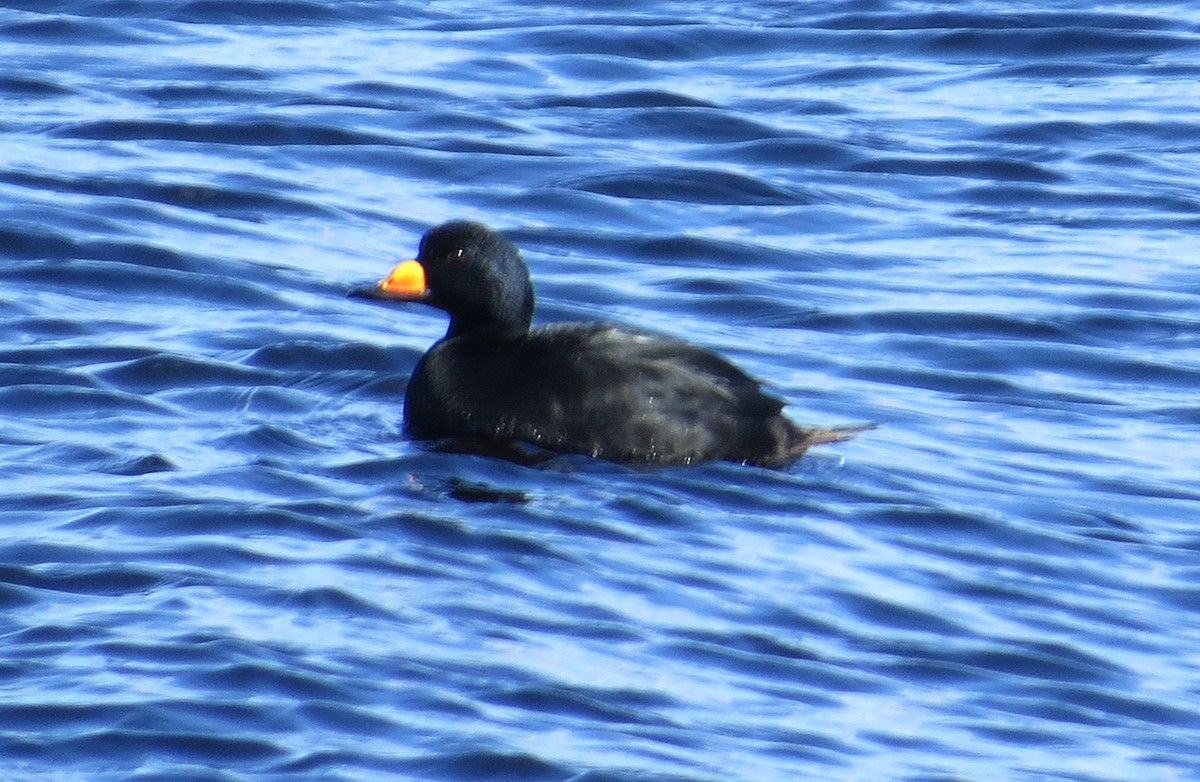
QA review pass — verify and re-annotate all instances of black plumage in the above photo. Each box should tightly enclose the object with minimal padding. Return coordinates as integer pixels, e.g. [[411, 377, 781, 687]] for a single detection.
[[351, 220, 869, 466]]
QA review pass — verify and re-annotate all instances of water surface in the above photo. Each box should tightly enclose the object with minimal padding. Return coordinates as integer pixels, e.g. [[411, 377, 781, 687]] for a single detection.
[[2, 2, 1199, 781]]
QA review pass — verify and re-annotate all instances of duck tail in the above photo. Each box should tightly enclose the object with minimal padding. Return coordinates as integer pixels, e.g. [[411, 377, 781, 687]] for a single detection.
[[757, 421, 875, 468], [804, 422, 877, 447]]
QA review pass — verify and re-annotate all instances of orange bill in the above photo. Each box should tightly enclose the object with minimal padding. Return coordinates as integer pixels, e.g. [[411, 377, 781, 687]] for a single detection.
[[378, 259, 427, 296]]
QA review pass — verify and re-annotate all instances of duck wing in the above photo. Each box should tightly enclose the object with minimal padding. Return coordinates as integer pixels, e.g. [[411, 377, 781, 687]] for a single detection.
[[406, 322, 826, 465]]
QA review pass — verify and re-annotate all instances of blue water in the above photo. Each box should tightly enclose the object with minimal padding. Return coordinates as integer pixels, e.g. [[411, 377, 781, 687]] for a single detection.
[[3, 2, 1199, 780]]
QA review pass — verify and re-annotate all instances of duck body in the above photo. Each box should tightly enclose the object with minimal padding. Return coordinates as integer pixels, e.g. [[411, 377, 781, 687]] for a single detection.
[[352, 220, 868, 467], [406, 321, 824, 465]]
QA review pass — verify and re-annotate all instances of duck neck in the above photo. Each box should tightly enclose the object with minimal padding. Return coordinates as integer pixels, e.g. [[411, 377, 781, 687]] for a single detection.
[[446, 312, 530, 341]]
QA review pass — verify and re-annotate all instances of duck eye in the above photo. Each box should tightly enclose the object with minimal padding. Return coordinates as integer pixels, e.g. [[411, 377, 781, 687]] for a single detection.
[[454, 248, 464, 259]]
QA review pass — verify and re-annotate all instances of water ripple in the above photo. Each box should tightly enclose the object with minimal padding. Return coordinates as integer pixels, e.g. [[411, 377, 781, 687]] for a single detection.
[[3, 3, 1199, 782]]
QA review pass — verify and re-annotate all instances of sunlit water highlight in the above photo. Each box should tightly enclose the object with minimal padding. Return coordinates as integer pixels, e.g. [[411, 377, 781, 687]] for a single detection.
[[2, 3, 1199, 781]]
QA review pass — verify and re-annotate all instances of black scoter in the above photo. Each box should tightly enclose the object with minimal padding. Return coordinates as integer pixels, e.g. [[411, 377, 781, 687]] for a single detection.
[[351, 220, 870, 466]]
